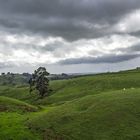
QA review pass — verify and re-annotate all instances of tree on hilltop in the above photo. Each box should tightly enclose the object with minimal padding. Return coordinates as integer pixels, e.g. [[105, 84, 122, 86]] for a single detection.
[[29, 67, 50, 98]]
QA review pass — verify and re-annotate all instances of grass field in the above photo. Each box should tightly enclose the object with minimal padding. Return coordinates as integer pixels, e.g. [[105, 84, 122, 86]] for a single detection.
[[0, 69, 140, 139]]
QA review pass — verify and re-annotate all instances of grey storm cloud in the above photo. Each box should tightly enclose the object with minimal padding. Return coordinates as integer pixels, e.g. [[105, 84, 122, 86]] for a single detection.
[[115, 43, 140, 53], [130, 31, 140, 37], [129, 44, 140, 52], [0, 0, 140, 40], [59, 54, 140, 65]]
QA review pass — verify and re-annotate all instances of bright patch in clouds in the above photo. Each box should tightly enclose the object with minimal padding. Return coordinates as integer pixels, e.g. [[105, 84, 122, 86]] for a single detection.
[[115, 9, 140, 33]]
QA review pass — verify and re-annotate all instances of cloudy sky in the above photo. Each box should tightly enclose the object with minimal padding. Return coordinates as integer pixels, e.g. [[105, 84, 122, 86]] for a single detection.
[[0, 0, 140, 74]]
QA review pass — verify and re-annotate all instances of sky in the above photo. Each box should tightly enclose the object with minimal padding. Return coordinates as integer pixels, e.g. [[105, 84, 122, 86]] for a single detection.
[[0, 0, 140, 74]]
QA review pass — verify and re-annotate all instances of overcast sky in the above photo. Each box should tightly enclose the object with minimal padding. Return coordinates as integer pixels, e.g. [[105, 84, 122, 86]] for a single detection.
[[0, 0, 140, 74]]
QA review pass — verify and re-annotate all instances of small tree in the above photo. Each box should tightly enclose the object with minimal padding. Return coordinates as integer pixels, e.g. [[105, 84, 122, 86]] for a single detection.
[[29, 67, 50, 98]]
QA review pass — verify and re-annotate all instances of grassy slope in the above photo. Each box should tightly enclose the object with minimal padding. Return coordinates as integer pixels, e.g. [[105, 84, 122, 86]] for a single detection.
[[0, 96, 38, 112], [29, 89, 140, 140], [0, 69, 140, 139], [0, 96, 41, 140]]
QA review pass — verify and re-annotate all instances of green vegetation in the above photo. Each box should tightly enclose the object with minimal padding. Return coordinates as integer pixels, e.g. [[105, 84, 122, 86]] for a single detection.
[[0, 73, 30, 86], [0, 69, 140, 139], [0, 96, 38, 112], [29, 67, 50, 97], [29, 89, 140, 140]]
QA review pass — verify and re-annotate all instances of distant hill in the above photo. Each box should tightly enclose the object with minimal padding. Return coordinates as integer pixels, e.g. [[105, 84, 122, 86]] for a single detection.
[[0, 68, 140, 86], [0, 72, 96, 85], [0, 72, 31, 86]]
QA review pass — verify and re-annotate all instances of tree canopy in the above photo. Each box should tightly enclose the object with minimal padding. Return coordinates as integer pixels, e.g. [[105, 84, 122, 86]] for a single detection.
[[29, 67, 50, 98]]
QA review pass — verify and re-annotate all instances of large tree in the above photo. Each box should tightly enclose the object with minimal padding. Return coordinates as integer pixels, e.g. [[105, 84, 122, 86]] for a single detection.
[[29, 67, 50, 98]]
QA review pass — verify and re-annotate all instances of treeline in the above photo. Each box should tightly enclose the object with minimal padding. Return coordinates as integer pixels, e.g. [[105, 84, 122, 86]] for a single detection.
[[0, 72, 96, 86], [0, 72, 31, 86]]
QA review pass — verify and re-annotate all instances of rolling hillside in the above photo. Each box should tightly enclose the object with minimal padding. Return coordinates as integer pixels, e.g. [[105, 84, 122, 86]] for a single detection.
[[0, 69, 140, 139]]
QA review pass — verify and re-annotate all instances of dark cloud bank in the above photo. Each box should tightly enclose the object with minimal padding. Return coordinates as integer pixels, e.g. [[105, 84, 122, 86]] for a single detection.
[[59, 54, 140, 65], [0, 0, 140, 41]]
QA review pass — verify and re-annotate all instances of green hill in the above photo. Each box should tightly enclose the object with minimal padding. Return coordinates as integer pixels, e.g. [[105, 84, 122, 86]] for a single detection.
[[0, 96, 38, 112], [28, 88, 140, 140], [0, 73, 31, 86], [0, 69, 140, 139], [0, 96, 40, 140]]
